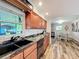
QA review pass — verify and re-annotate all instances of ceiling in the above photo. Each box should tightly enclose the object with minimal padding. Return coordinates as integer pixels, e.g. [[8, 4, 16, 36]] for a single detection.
[[28, 0, 79, 23]]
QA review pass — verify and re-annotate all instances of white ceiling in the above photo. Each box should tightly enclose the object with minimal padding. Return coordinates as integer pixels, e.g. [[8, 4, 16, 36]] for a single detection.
[[29, 0, 79, 23]]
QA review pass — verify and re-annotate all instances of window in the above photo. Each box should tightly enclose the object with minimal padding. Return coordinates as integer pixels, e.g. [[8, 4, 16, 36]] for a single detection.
[[0, 8, 23, 35], [56, 26, 62, 30]]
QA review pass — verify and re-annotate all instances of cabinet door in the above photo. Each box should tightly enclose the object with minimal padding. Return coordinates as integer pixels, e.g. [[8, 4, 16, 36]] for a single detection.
[[25, 12, 39, 29], [24, 43, 37, 59], [25, 49, 37, 59], [44, 36, 47, 51], [10, 51, 23, 59], [41, 20, 47, 29], [25, 13, 31, 28], [45, 21, 47, 29], [37, 17, 42, 28], [44, 34, 50, 51], [41, 20, 45, 29], [30, 13, 40, 28]]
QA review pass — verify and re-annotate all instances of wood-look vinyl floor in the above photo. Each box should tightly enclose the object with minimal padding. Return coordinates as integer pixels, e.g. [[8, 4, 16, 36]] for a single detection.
[[44, 39, 79, 59]]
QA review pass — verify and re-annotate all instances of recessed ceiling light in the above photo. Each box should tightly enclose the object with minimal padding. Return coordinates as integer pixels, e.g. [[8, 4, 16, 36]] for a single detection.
[[46, 12, 48, 15], [39, 2, 42, 6]]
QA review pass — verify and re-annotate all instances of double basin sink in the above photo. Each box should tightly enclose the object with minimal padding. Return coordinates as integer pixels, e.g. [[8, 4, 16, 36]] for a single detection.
[[0, 38, 32, 55]]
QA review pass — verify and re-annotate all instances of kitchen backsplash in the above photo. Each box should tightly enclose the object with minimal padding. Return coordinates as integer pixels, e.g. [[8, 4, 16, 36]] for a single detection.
[[22, 29, 44, 36], [0, 29, 45, 44]]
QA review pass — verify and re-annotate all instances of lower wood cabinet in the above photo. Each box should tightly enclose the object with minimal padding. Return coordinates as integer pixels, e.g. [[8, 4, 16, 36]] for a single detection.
[[44, 33, 50, 52], [37, 33, 50, 59], [24, 49, 37, 59], [10, 50, 23, 59], [10, 43, 37, 59], [37, 38, 44, 59], [9, 33, 50, 59], [24, 43, 37, 59]]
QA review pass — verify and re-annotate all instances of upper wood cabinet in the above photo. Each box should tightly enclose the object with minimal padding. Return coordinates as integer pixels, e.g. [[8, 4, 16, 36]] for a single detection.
[[25, 11, 47, 29], [45, 21, 47, 29], [6, 0, 32, 12], [41, 19, 47, 29]]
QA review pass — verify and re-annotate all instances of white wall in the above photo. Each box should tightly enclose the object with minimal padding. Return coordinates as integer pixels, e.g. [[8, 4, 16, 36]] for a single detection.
[[61, 0, 79, 16], [50, 0, 79, 17], [55, 0, 79, 17]]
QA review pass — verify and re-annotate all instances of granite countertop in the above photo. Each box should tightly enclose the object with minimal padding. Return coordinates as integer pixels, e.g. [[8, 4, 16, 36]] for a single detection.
[[0, 34, 45, 59], [26, 34, 45, 41]]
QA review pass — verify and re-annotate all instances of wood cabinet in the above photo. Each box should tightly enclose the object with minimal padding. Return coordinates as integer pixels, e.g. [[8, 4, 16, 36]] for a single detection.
[[45, 21, 47, 29], [37, 38, 44, 59], [24, 49, 37, 59], [9, 33, 50, 59], [10, 50, 23, 59], [24, 43, 37, 59], [41, 20, 47, 29], [10, 43, 37, 59], [25, 11, 47, 29], [44, 33, 50, 52]]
